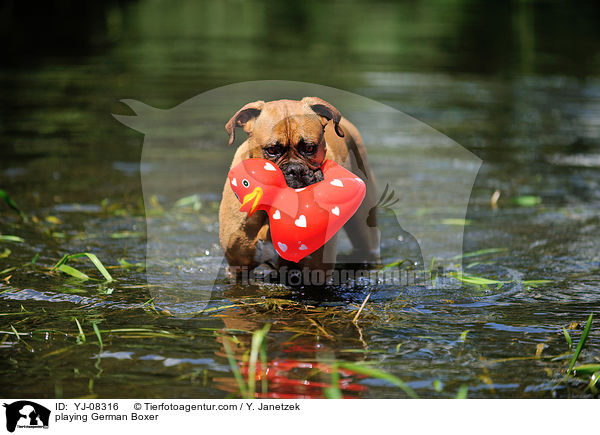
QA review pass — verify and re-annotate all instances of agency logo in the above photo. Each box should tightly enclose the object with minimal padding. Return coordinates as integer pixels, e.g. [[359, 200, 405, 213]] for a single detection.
[[3, 401, 50, 433], [113, 80, 481, 313]]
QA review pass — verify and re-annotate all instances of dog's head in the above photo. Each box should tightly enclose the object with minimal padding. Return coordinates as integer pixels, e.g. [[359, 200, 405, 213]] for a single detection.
[[225, 97, 345, 189]]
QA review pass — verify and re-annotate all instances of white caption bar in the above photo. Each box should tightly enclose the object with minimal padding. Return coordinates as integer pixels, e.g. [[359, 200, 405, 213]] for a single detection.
[[0, 399, 596, 434]]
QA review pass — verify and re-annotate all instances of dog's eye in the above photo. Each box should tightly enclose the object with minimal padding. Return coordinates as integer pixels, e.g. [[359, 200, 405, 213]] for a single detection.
[[301, 144, 316, 155], [242, 179, 250, 187], [264, 144, 283, 156]]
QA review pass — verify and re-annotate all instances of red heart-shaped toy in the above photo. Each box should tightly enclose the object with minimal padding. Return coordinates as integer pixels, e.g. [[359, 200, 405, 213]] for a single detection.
[[227, 158, 366, 262]]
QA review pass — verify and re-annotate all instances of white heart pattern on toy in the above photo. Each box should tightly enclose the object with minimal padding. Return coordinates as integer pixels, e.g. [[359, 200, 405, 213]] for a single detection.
[[331, 206, 340, 216], [330, 179, 343, 187], [294, 215, 307, 227], [272, 210, 281, 220], [277, 242, 288, 252], [264, 162, 276, 171]]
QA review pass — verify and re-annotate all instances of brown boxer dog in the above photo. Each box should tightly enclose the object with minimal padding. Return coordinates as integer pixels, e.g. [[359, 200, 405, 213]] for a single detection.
[[219, 97, 379, 279]]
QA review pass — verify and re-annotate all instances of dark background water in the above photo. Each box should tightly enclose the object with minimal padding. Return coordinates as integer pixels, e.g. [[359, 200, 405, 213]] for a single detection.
[[1, 0, 599, 399]]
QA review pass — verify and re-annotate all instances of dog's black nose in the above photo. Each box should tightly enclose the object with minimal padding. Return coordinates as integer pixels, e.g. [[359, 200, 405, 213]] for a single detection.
[[282, 163, 323, 189]]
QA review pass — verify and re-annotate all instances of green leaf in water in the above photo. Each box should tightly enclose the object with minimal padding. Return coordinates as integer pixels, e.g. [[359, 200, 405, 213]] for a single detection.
[[117, 258, 145, 271], [459, 330, 470, 343], [0, 248, 11, 258], [324, 362, 343, 399], [337, 362, 418, 398], [58, 264, 90, 281], [452, 248, 507, 260], [449, 272, 509, 286], [565, 313, 593, 381], [53, 253, 113, 282], [441, 218, 471, 226], [0, 235, 25, 243], [45, 215, 62, 224], [10, 324, 21, 341], [247, 324, 270, 398], [381, 259, 407, 270], [456, 384, 468, 399], [222, 337, 248, 398], [92, 322, 103, 349], [98, 286, 114, 295], [562, 327, 573, 350], [74, 318, 86, 345], [512, 195, 541, 207], [109, 231, 144, 239], [589, 371, 600, 395], [572, 364, 600, 376], [0, 189, 28, 222], [1, 267, 16, 275], [174, 194, 202, 211]]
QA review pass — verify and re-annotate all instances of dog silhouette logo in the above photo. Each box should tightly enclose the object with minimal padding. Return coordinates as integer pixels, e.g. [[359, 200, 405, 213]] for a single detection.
[[113, 80, 481, 311], [3, 401, 50, 433]]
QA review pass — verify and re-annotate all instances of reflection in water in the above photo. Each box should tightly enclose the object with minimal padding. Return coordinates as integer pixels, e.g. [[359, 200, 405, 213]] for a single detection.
[[213, 298, 370, 399]]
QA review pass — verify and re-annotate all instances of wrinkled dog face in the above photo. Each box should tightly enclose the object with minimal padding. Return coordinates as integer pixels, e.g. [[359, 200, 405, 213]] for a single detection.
[[225, 98, 345, 189], [258, 114, 326, 189]]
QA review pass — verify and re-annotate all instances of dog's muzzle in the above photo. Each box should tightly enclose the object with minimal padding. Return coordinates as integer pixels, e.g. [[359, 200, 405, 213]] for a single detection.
[[281, 162, 324, 189]]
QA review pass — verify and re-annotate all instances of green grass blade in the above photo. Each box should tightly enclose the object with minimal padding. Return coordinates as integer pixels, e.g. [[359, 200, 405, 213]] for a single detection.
[[456, 384, 468, 399], [53, 254, 70, 270], [82, 253, 113, 282], [452, 248, 507, 260], [58, 264, 90, 280], [562, 327, 573, 350], [565, 313, 593, 381], [92, 322, 103, 348], [381, 259, 407, 270], [10, 324, 21, 341], [337, 362, 418, 398], [248, 324, 270, 398], [449, 272, 509, 286], [589, 371, 600, 395], [572, 364, 600, 376], [512, 195, 541, 207], [74, 318, 86, 344], [0, 235, 25, 243], [174, 194, 202, 210], [53, 253, 113, 282], [260, 334, 269, 397], [324, 362, 343, 399], [0, 189, 27, 222], [441, 218, 470, 226], [222, 337, 248, 398]]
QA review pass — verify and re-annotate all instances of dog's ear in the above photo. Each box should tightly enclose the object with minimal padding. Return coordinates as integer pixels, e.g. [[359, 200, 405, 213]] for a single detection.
[[225, 100, 265, 145], [302, 97, 344, 138]]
